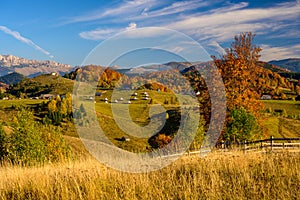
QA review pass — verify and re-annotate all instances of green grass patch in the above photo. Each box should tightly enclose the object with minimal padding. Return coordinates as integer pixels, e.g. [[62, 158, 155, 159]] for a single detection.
[[262, 100, 300, 116], [262, 117, 280, 138], [0, 99, 44, 109], [262, 116, 300, 138]]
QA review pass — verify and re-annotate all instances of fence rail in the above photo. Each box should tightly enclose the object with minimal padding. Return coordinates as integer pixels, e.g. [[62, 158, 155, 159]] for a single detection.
[[159, 137, 300, 158], [218, 136, 300, 152]]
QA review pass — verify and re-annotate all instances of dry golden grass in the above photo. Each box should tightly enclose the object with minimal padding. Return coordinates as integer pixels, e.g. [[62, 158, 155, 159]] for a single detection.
[[0, 151, 299, 200]]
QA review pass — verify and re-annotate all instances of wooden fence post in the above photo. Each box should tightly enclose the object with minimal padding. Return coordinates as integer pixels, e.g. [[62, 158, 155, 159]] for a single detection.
[[270, 136, 274, 151]]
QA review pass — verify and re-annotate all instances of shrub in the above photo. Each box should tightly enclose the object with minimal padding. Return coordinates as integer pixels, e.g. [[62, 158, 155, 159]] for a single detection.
[[47, 111, 63, 126], [0, 108, 70, 165], [149, 134, 172, 148], [224, 108, 261, 143]]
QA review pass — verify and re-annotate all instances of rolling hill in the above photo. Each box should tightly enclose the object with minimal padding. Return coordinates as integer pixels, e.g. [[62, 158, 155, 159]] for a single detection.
[[269, 58, 300, 73], [8, 73, 74, 97], [0, 72, 26, 85]]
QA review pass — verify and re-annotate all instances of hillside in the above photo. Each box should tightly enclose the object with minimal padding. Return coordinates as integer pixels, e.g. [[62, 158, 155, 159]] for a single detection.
[[269, 58, 300, 73], [123, 62, 192, 76], [0, 72, 26, 84], [63, 61, 297, 99], [0, 54, 73, 77], [258, 61, 290, 73], [8, 74, 74, 97]]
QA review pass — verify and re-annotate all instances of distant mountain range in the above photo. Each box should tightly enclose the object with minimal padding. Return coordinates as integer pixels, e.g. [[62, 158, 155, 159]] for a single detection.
[[0, 55, 73, 77], [117, 61, 205, 76], [1, 54, 300, 85], [117, 59, 300, 76], [269, 58, 300, 73]]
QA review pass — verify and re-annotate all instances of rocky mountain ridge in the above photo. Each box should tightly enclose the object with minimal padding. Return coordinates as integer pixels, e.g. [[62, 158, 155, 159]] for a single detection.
[[0, 55, 73, 77]]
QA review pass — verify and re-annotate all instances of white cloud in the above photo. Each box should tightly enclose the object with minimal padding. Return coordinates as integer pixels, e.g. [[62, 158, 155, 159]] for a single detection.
[[126, 22, 137, 31], [79, 28, 118, 40], [80, 22, 139, 40], [260, 44, 300, 61], [0, 25, 53, 58]]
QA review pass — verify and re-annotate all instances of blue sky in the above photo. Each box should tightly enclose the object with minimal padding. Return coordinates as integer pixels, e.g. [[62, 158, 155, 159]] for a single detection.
[[0, 0, 299, 66]]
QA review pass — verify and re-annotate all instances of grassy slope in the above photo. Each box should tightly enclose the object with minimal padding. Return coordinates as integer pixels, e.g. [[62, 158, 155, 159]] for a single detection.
[[262, 117, 300, 138], [262, 100, 300, 116], [12, 74, 74, 96], [0, 99, 44, 110], [0, 95, 299, 199], [262, 100, 300, 138], [93, 90, 180, 152]]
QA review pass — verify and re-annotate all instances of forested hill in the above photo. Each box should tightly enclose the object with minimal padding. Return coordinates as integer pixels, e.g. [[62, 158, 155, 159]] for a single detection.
[[0, 72, 26, 85], [269, 58, 300, 73]]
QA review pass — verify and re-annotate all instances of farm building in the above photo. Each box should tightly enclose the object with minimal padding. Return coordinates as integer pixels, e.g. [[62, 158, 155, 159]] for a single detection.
[[260, 94, 272, 100], [40, 94, 55, 100]]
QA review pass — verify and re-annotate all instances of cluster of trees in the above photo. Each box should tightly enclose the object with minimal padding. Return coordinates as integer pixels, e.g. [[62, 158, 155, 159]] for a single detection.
[[65, 66, 124, 89], [43, 93, 73, 126]]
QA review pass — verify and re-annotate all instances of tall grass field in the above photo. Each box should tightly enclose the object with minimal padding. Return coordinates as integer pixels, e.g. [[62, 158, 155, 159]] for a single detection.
[[0, 151, 299, 200]]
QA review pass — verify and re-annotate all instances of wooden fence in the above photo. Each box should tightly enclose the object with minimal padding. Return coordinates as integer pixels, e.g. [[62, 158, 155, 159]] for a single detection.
[[159, 137, 300, 158], [218, 136, 300, 152]]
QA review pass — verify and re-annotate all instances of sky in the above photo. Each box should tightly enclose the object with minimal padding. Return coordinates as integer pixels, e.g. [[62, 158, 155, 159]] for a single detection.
[[0, 0, 299, 67]]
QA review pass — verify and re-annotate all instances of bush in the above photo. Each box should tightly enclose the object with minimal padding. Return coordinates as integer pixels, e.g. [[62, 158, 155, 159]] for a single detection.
[[47, 111, 63, 126], [148, 134, 172, 148], [0, 108, 70, 165], [224, 108, 261, 143]]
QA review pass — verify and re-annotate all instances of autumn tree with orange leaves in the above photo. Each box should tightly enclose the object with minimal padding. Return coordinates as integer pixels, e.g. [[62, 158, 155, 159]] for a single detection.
[[213, 32, 264, 117]]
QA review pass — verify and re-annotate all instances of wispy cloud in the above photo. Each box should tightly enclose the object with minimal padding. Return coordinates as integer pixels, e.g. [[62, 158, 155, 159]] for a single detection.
[[134, 0, 209, 19], [64, 0, 158, 24], [204, 40, 226, 56], [0, 25, 54, 58], [167, 1, 300, 42], [260, 44, 300, 61], [64, 0, 210, 25], [77, 1, 300, 42], [79, 28, 119, 40], [76, 0, 300, 59], [79, 23, 138, 40], [208, 1, 249, 13]]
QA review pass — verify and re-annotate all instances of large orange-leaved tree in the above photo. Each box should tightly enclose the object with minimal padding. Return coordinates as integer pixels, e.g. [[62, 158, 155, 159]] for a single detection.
[[212, 32, 264, 142]]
